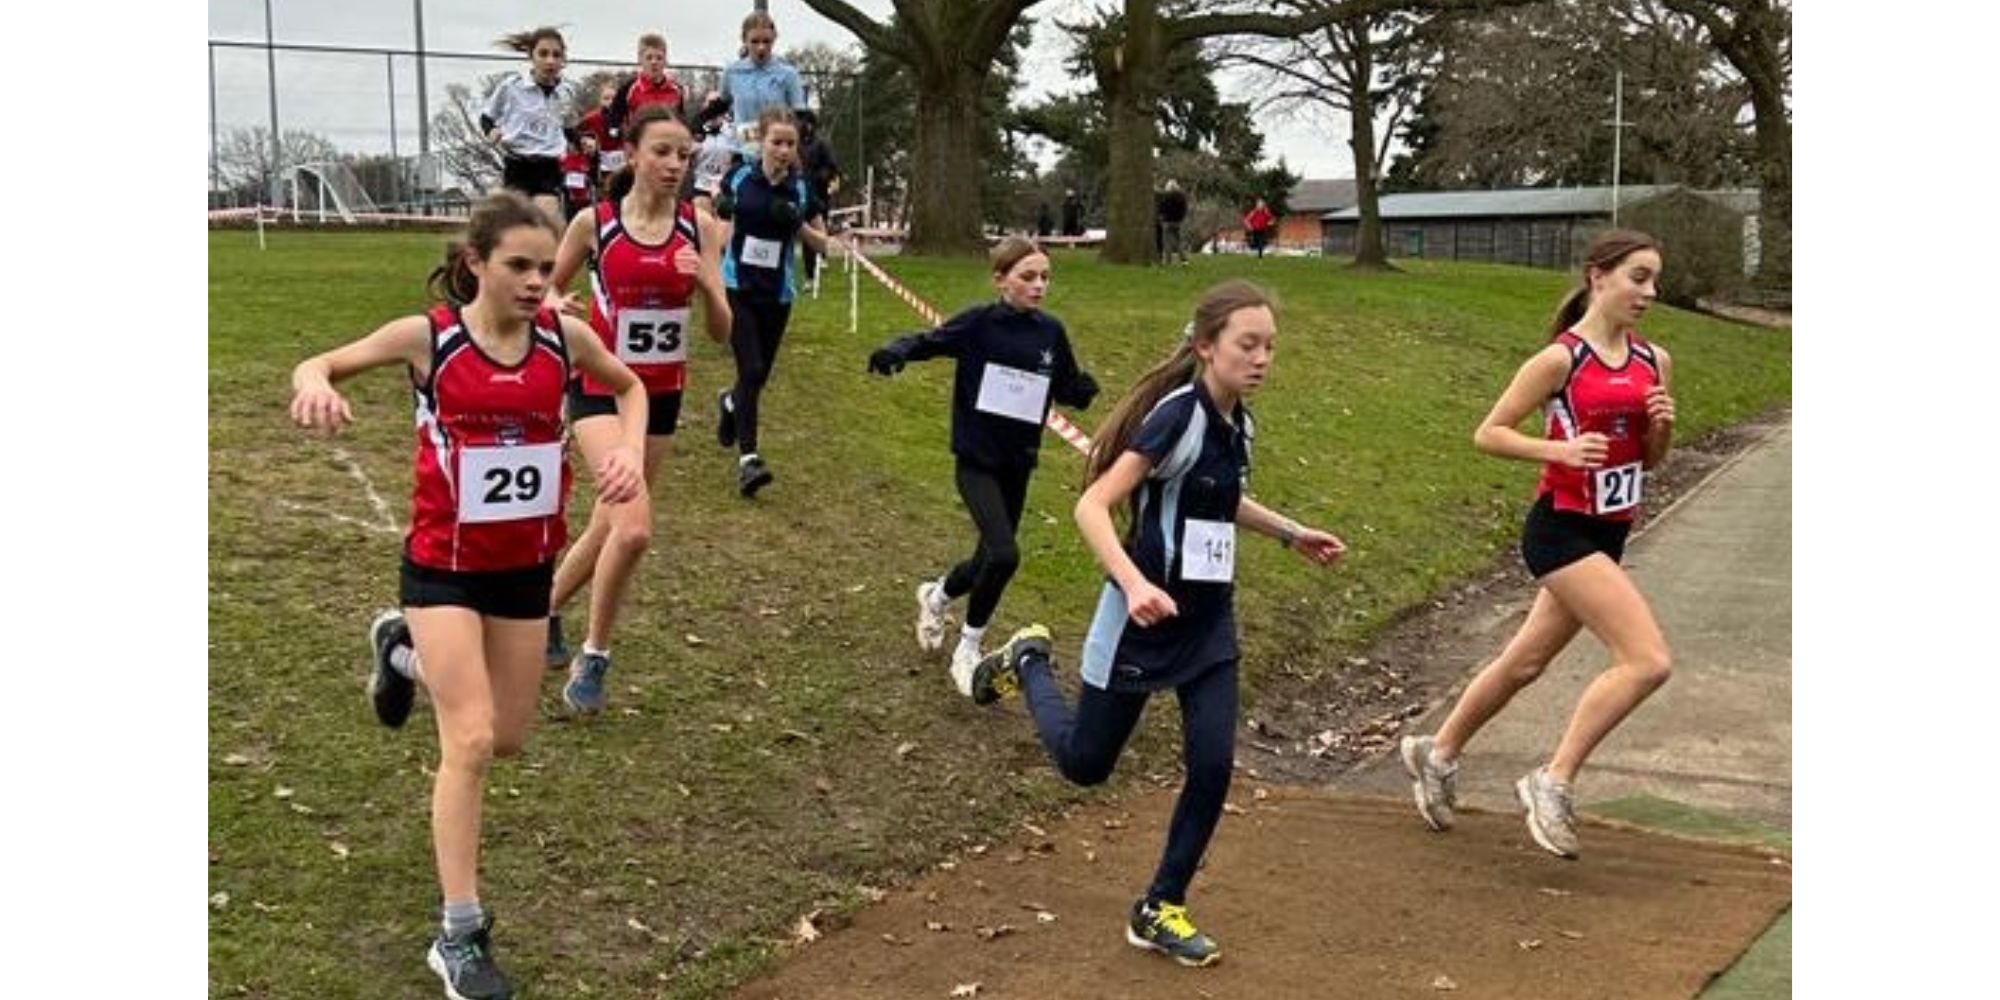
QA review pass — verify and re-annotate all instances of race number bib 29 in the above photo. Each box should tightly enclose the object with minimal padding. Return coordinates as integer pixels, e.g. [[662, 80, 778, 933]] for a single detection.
[[597, 149, 627, 173], [616, 307, 690, 364], [459, 442, 562, 524], [974, 363, 1051, 424], [1593, 461, 1644, 515], [741, 235, 784, 269], [1180, 519, 1236, 583]]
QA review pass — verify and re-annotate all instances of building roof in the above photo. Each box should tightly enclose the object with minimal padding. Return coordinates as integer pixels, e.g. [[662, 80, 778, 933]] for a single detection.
[[1321, 185, 1756, 221], [1288, 178, 1359, 214]]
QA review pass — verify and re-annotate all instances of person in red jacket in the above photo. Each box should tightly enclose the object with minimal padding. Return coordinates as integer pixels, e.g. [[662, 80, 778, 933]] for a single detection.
[[577, 81, 621, 180], [607, 32, 686, 138], [1243, 198, 1276, 259], [559, 133, 596, 220]]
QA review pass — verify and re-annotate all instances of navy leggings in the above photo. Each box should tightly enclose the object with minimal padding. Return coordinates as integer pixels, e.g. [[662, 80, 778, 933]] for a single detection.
[[1019, 650, 1238, 905], [726, 290, 792, 455], [942, 460, 1030, 630]]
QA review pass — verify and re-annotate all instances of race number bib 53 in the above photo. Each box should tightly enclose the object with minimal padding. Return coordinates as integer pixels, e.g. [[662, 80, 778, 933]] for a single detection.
[[616, 307, 690, 364], [741, 235, 784, 269], [973, 364, 1052, 424], [459, 442, 563, 523], [1593, 461, 1643, 515], [1181, 519, 1237, 583]]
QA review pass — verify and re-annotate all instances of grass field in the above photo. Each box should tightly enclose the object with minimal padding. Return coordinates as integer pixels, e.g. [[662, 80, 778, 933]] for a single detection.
[[208, 230, 1791, 998]]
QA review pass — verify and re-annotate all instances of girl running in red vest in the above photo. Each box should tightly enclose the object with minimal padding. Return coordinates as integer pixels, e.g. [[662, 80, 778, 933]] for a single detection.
[[1399, 229, 1678, 860], [540, 104, 732, 712], [290, 191, 647, 1000]]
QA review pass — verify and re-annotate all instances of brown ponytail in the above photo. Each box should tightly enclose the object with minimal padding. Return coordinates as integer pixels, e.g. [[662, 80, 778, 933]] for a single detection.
[[426, 191, 555, 305], [1086, 280, 1277, 508], [497, 26, 566, 56], [1551, 228, 1662, 336], [606, 104, 692, 203]]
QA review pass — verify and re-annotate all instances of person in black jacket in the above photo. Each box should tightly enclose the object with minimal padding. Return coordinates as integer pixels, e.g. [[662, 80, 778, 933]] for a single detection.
[[1157, 179, 1189, 265], [867, 236, 1100, 691]]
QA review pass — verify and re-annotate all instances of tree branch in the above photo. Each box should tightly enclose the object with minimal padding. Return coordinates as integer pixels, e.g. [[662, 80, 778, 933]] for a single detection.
[[1171, 0, 1529, 46], [799, 0, 914, 63]]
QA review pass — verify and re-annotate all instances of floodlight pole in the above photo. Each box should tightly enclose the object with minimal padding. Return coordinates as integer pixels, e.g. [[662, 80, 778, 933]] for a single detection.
[[265, 0, 282, 205], [1602, 68, 1634, 226]]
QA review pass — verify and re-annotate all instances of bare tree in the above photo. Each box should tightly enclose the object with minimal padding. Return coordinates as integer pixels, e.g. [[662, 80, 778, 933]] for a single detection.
[[430, 76, 508, 195], [215, 127, 341, 204]]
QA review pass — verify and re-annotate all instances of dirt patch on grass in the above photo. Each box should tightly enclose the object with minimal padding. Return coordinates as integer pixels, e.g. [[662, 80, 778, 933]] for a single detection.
[[734, 790, 1791, 999]]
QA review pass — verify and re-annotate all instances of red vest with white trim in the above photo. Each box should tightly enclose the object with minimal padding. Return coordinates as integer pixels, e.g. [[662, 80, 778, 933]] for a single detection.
[[407, 303, 573, 571], [582, 198, 701, 395], [1535, 329, 1661, 523]]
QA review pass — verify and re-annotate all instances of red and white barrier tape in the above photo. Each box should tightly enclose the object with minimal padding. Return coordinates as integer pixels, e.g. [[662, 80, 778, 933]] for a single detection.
[[208, 205, 470, 225], [840, 236, 1093, 455]]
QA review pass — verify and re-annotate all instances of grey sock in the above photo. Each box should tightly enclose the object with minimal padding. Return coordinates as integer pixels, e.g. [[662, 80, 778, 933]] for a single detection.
[[442, 899, 484, 938]]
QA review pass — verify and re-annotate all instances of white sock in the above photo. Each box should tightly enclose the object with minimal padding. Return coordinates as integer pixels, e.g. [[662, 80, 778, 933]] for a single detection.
[[740, 452, 760, 467], [583, 643, 609, 658], [390, 646, 422, 681], [956, 625, 986, 655], [926, 577, 951, 613]]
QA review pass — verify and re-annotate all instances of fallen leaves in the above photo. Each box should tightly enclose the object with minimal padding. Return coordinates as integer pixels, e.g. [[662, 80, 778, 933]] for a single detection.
[[949, 983, 981, 998], [791, 910, 823, 945], [1431, 974, 1460, 991]]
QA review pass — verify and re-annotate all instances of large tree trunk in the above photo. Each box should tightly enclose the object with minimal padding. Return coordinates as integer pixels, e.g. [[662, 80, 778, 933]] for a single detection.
[[906, 69, 989, 255], [1101, 0, 1164, 265], [1346, 26, 1395, 270]]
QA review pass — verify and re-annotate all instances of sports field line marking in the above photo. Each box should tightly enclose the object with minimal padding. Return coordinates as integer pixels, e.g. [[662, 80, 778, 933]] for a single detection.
[[839, 236, 1094, 455], [333, 445, 400, 532], [274, 498, 401, 536]]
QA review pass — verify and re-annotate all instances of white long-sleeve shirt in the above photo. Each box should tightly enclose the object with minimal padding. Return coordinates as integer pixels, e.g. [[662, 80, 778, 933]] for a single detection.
[[484, 71, 576, 159]]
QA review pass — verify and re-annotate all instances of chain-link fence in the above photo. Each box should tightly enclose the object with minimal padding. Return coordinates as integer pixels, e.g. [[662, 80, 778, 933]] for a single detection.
[[208, 38, 865, 217]]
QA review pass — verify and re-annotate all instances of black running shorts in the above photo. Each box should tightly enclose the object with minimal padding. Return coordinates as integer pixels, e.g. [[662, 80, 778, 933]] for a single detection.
[[502, 155, 565, 199], [1520, 492, 1632, 578], [566, 384, 683, 437], [400, 556, 555, 620]]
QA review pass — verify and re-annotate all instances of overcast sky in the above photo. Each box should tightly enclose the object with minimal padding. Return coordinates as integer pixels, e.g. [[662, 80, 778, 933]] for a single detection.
[[206, 0, 1361, 180]]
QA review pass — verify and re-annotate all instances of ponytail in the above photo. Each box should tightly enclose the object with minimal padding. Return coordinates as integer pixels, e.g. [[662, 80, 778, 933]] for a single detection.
[[427, 242, 479, 305], [425, 191, 555, 306]]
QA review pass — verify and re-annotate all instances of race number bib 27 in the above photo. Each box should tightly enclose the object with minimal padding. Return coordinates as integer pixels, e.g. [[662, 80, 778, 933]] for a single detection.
[[459, 442, 562, 524], [1180, 519, 1236, 583], [741, 235, 784, 269], [1593, 461, 1644, 515], [616, 307, 690, 364], [973, 363, 1052, 425]]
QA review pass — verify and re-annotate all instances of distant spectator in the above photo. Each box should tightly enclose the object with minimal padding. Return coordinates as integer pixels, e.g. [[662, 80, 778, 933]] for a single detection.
[[1035, 202, 1054, 238], [576, 81, 621, 177], [1157, 180, 1190, 265], [1060, 189, 1083, 237], [607, 32, 686, 139], [688, 91, 737, 206], [797, 108, 844, 280], [560, 132, 596, 220], [1244, 197, 1276, 259]]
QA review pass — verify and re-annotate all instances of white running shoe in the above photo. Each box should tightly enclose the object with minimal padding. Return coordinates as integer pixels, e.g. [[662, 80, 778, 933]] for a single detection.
[[948, 641, 981, 698], [915, 581, 949, 652]]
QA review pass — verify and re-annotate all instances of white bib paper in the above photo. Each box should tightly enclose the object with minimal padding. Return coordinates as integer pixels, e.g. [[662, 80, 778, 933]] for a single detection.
[[564, 170, 587, 189], [597, 149, 627, 173], [458, 442, 562, 524], [1592, 461, 1644, 515], [615, 307, 690, 364], [741, 235, 783, 269], [1180, 519, 1237, 583], [973, 363, 1052, 425]]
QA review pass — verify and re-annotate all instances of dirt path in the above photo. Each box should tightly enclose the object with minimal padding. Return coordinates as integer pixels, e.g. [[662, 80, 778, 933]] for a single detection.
[[734, 790, 1789, 999]]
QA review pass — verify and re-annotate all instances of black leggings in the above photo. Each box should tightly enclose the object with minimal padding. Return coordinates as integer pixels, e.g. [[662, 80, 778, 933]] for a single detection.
[[727, 290, 793, 455], [943, 460, 1031, 630], [1019, 651, 1239, 906]]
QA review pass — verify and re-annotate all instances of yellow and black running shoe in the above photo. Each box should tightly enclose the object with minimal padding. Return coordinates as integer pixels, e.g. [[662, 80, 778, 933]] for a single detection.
[[1125, 898, 1221, 967]]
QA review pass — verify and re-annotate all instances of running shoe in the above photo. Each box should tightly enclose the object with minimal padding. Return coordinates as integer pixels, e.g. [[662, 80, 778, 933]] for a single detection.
[[738, 455, 773, 497], [967, 624, 1051, 705], [1516, 766, 1581, 859], [426, 917, 514, 1000], [563, 651, 612, 715], [1399, 734, 1458, 831], [367, 609, 415, 729], [915, 580, 949, 652], [545, 614, 570, 670], [1126, 897, 1221, 967]]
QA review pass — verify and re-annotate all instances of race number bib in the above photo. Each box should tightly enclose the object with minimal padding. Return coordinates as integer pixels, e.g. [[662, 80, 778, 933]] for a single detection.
[[1593, 461, 1644, 515], [1181, 519, 1237, 582], [973, 364, 1051, 424], [564, 171, 588, 190], [458, 442, 562, 524], [741, 235, 784, 269], [616, 307, 690, 364], [597, 149, 627, 173]]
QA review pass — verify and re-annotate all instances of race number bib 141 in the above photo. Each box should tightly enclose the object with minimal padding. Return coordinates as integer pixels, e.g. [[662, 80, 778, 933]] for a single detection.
[[973, 363, 1052, 424], [459, 442, 563, 523], [1593, 461, 1644, 515], [1181, 519, 1237, 583], [741, 235, 783, 269], [616, 307, 690, 364]]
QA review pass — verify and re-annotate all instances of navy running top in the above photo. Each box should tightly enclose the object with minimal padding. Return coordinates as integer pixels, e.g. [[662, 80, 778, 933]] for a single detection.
[[881, 302, 1096, 472], [721, 163, 819, 304], [1080, 378, 1253, 693]]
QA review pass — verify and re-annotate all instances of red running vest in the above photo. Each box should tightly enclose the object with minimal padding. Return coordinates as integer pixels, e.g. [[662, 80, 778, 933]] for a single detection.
[[581, 197, 701, 395], [1535, 329, 1662, 523]]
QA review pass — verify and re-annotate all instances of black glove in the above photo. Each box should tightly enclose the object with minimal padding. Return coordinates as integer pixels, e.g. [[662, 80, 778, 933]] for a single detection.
[[1060, 369, 1101, 410], [712, 190, 735, 220], [867, 347, 905, 376]]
